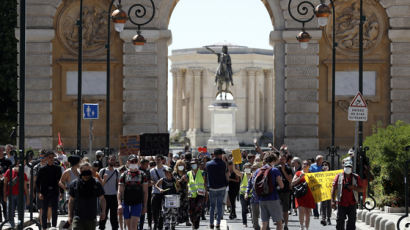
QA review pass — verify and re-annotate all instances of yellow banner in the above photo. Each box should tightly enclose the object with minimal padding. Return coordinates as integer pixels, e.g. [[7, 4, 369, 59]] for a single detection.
[[232, 149, 242, 165], [305, 169, 343, 203]]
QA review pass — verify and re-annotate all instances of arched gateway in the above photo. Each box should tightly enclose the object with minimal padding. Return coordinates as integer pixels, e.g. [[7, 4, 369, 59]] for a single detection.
[[21, 0, 409, 157]]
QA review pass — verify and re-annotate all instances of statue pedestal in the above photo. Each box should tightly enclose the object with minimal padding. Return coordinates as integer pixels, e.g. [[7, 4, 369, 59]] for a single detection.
[[207, 99, 239, 151]]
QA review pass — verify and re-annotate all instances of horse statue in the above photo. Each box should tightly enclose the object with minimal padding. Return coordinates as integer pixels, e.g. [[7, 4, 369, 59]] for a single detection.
[[204, 45, 234, 99]]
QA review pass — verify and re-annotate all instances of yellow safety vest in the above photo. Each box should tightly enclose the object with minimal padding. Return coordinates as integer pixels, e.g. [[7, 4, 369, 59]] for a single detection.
[[187, 169, 205, 198], [240, 173, 248, 195]]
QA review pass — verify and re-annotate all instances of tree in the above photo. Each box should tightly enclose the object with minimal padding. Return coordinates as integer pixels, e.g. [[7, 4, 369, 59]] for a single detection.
[[0, 0, 17, 144]]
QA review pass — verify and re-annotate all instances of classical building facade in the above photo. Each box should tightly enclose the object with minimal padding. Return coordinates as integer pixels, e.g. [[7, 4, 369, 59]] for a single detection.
[[21, 0, 410, 157], [169, 46, 274, 147]]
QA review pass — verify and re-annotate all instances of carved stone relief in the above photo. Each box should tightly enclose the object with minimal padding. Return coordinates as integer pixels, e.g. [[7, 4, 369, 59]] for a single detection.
[[56, 0, 113, 56], [325, 0, 385, 56]]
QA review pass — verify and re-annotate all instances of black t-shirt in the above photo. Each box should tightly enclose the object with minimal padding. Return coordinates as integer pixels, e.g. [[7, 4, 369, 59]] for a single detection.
[[36, 164, 62, 196], [161, 177, 177, 195], [0, 158, 12, 174], [276, 164, 293, 193], [119, 170, 147, 205], [69, 179, 104, 220]]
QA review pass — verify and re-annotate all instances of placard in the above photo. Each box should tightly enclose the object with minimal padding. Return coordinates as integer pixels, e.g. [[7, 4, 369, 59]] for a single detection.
[[119, 135, 140, 156], [140, 133, 170, 156], [232, 148, 242, 165]]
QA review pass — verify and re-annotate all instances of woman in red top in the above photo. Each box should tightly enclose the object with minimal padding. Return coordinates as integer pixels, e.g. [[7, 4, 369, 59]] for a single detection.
[[292, 160, 315, 230]]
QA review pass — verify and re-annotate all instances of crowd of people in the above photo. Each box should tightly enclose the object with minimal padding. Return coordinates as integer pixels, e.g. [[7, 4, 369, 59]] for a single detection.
[[0, 143, 365, 230]]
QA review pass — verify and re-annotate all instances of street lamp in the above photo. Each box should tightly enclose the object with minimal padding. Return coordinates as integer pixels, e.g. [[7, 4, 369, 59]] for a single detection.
[[104, 0, 155, 159], [287, 0, 340, 170]]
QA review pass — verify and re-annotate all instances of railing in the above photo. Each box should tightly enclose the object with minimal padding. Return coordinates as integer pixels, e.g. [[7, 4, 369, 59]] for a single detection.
[[396, 145, 410, 230]]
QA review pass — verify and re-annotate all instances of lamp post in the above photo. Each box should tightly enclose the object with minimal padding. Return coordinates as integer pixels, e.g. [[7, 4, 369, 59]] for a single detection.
[[76, 0, 84, 155], [287, 0, 339, 170]]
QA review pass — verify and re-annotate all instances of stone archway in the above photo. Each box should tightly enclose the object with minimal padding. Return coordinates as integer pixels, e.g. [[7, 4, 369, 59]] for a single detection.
[[21, 0, 410, 157]]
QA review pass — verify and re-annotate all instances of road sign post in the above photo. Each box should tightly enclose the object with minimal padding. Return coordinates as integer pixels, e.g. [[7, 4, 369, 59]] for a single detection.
[[83, 103, 99, 154], [348, 92, 368, 122]]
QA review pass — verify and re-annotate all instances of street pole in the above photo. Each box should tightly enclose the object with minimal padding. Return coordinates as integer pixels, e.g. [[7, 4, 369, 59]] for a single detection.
[[76, 0, 84, 154], [106, 0, 115, 158], [358, 0, 365, 208], [18, 0, 26, 227]]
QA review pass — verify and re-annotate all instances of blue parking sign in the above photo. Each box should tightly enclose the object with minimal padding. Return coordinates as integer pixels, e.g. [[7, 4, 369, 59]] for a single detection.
[[83, 103, 99, 119]]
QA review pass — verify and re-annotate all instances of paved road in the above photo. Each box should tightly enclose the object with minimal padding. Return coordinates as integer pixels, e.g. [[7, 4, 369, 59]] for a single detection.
[[24, 201, 341, 230]]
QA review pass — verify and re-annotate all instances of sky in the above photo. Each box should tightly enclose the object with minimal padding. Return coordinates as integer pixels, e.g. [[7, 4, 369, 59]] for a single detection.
[[167, 0, 274, 130]]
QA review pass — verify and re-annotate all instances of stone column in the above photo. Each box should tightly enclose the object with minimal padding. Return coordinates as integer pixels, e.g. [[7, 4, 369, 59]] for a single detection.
[[23, 29, 55, 149], [191, 68, 203, 131], [120, 29, 171, 134], [255, 69, 264, 131], [265, 69, 274, 133], [171, 68, 185, 132], [389, 30, 410, 124], [247, 68, 257, 131]]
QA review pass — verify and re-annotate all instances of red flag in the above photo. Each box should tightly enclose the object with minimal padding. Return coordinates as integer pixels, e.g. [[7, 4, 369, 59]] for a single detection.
[[58, 132, 63, 147]]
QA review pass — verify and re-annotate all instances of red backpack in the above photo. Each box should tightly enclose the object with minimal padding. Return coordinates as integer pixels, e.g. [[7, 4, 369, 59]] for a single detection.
[[254, 166, 274, 197]]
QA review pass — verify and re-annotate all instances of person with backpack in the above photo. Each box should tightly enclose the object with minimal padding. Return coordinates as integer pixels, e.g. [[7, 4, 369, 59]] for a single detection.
[[150, 154, 166, 230], [246, 163, 262, 230], [291, 160, 315, 230], [155, 166, 179, 230], [118, 155, 148, 230], [99, 155, 119, 230], [331, 160, 363, 230], [253, 152, 284, 230], [276, 152, 294, 230], [187, 159, 206, 230]]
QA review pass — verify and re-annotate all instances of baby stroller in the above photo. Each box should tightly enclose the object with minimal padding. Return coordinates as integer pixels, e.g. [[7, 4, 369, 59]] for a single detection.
[[163, 194, 180, 230]]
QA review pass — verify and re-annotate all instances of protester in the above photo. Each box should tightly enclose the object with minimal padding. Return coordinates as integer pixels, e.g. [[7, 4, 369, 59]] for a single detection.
[[227, 161, 239, 220], [320, 161, 332, 226], [0, 145, 11, 222], [187, 159, 206, 230], [5, 144, 15, 165], [155, 166, 179, 230], [34, 150, 52, 227], [253, 152, 284, 230], [246, 163, 261, 230], [232, 162, 252, 227], [290, 157, 302, 216], [173, 159, 190, 226], [331, 160, 363, 230], [206, 148, 228, 229], [92, 161, 103, 184], [150, 154, 166, 230], [99, 155, 119, 230], [276, 152, 294, 230], [56, 145, 68, 168], [3, 158, 29, 228], [95, 150, 105, 171], [292, 160, 315, 230], [118, 155, 148, 230], [117, 165, 127, 230], [36, 151, 62, 230], [309, 155, 323, 219], [68, 162, 106, 230], [59, 155, 81, 191], [138, 158, 152, 230]]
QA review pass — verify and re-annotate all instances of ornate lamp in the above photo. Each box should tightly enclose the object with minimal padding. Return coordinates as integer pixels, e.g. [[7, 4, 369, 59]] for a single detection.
[[315, 3, 331, 27], [112, 6, 127, 32], [132, 31, 146, 52], [296, 30, 312, 49]]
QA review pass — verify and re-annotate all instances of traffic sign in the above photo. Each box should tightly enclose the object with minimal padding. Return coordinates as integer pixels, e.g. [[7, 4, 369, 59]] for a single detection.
[[348, 92, 368, 121], [83, 103, 99, 119]]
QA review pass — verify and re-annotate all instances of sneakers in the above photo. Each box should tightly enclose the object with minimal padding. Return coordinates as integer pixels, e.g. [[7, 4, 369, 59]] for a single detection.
[[209, 224, 214, 229], [299, 225, 304, 230], [284, 226, 288, 230], [327, 219, 332, 225], [320, 220, 327, 226]]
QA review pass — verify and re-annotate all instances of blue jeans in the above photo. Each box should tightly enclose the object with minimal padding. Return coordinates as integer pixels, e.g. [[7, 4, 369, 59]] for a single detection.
[[209, 189, 226, 226], [8, 195, 26, 228]]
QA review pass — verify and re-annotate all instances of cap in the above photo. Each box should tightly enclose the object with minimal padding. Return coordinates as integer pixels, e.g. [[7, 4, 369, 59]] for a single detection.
[[164, 166, 172, 173], [344, 160, 353, 167], [243, 162, 252, 168], [173, 153, 179, 158], [96, 150, 104, 156], [214, 148, 224, 155], [128, 154, 138, 161]]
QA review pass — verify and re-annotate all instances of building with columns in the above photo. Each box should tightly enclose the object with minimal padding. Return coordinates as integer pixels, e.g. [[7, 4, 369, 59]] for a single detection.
[[20, 0, 410, 158], [169, 46, 274, 147]]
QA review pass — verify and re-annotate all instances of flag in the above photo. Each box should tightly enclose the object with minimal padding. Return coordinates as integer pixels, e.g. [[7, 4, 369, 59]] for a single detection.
[[58, 132, 63, 147]]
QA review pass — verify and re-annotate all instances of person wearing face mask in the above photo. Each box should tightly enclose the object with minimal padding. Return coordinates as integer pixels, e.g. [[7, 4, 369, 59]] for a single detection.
[[232, 162, 252, 228], [187, 159, 206, 230], [291, 160, 315, 230], [68, 162, 106, 230], [150, 154, 166, 230], [173, 160, 191, 227], [138, 158, 152, 230], [98, 155, 119, 230], [118, 155, 148, 230], [331, 160, 363, 230], [320, 161, 332, 226]]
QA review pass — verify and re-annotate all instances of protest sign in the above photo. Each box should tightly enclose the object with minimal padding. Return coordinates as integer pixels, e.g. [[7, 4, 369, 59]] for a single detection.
[[119, 135, 140, 156], [305, 169, 343, 203], [232, 149, 242, 165], [140, 133, 170, 156]]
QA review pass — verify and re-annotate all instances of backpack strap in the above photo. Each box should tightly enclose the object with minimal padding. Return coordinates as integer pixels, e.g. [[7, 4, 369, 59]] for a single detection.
[[154, 169, 161, 181]]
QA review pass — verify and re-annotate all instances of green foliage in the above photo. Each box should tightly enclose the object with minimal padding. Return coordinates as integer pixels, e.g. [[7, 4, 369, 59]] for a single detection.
[[364, 121, 410, 207], [0, 0, 18, 144]]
